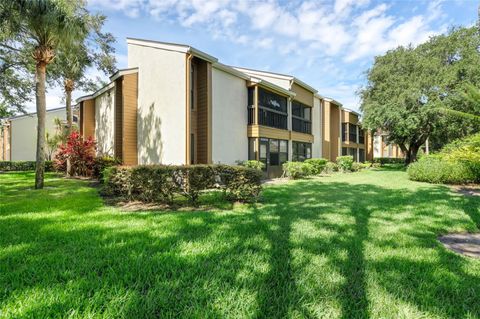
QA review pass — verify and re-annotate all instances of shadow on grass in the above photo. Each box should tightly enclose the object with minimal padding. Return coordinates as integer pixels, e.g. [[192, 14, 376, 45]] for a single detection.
[[1, 172, 480, 317]]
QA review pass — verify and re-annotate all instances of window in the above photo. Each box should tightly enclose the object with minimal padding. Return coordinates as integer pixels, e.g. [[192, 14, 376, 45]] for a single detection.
[[358, 129, 365, 144], [292, 142, 312, 162], [359, 148, 365, 162], [292, 101, 312, 134], [342, 123, 347, 142], [259, 138, 268, 167], [342, 147, 348, 156], [253, 88, 288, 130], [279, 140, 288, 164], [258, 138, 288, 167], [248, 87, 255, 106], [248, 138, 256, 160], [349, 123, 357, 143], [269, 139, 279, 165], [349, 147, 358, 162]]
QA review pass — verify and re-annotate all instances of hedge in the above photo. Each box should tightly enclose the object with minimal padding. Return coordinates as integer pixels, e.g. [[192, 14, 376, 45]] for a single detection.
[[407, 156, 476, 184], [372, 157, 405, 165], [407, 133, 480, 184], [336, 156, 354, 172], [103, 164, 263, 204], [0, 161, 53, 172]]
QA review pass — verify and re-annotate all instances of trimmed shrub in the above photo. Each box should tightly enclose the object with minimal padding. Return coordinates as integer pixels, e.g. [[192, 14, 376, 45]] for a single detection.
[[0, 160, 53, 172], [217, 165, 263, 201], [93, 156, 120, 180], [282, 161, 313, 179], [336, 156, 354, 172], [304, 158, 328, 175], [407, 156, 475, 184], [103, 164, 262, 205], [351, 162, 362, 172], [407, 133, 480, 184], [238, 160, 265, 171], [172, 165, 217, 204], [373, 157, 405, 165], [323, 162, 339, 174]]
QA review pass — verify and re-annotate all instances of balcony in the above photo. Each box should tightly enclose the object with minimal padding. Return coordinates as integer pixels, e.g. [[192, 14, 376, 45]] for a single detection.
[[248, 106, 288, 130], [292, 117, 311, 134]]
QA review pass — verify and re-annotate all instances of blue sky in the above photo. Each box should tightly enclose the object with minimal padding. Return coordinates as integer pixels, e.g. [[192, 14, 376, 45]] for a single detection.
[[42, 0, 478, 113]]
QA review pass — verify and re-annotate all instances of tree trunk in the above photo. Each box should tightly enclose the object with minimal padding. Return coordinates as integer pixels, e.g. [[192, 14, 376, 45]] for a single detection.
[[64, 79, 74, 134], [35, 62, 47, 189], [65, 81, 73, 177]]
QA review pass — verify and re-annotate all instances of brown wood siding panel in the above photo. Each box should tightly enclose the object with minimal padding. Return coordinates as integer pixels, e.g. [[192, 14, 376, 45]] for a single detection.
[[114, 79, 123, 160], [322, 100, 330, 160], [247, 125, 290, 140], [122, 73, 138, 166], [79, 102, 84, 136], [196, 59, 209, 164], [330, 104, 340, 161], [82, 99, 95, 139], [366, 131, 374, 161], [291, 83, 314, 107], [291, 131, 314, 143]]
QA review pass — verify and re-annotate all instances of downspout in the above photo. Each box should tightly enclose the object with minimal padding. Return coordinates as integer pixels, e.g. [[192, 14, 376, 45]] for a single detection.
[[185, 54, 193, 165]]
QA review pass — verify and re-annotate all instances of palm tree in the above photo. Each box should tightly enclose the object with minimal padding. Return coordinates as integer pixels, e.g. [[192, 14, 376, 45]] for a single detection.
[[440, 83, 480, 122], [1, 0, 84, 188]]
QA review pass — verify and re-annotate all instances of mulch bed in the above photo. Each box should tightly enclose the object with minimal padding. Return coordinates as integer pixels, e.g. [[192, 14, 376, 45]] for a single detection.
[[439, 233, 480, 259]]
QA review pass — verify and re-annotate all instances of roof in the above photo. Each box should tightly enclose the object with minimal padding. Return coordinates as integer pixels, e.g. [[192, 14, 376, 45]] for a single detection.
[[324, 97, 343, 106], [250, 77, 296, 97], [76, 67, 139, 104], [4, 106, 66, 121], [232, 66, 318, 94], [126, 37, 218, 63], [343, 108, 362, 117]]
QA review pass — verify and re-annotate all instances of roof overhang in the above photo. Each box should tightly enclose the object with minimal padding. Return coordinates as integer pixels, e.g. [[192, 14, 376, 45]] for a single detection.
[[250, 77, 296, 97], [213, 63, 250, 80], [76, 82, 115, 104], [109, 67, 138, 82], [324, 97, 343, 106], [127, 37, 218, 63], [291, 78, 317, 94]]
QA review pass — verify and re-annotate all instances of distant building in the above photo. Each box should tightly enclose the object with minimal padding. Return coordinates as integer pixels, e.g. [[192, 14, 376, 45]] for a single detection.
[[0, 107, 77, 161]]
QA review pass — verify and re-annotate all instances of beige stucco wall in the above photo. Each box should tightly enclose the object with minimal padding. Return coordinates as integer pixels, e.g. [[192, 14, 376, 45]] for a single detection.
[[10, 108, 65, 161], [211, 67, 248, 164], [128, 43, 187, 165], [312, 96, 322, 158], [95, 87, 115, 156]]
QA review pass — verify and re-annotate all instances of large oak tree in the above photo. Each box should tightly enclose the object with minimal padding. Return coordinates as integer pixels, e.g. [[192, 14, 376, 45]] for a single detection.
[[360, 27, 480, 163]]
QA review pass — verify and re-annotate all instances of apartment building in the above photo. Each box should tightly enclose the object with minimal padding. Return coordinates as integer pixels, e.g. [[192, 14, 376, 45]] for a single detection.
[[0, 107, 76, 161], [75, 38, 392, 177], [373, 130, 404, 158]]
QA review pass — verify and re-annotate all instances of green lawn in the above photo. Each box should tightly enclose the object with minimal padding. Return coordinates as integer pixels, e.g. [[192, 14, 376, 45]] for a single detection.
[[1, 169, 480, 318]]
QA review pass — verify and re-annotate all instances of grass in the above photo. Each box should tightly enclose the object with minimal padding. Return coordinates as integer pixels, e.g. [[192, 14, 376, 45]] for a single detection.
[[1, 169, 480, 318]]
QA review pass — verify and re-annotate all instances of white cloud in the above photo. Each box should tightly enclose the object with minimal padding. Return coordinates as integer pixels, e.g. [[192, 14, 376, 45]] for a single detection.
[[85, 0, 451, 109]]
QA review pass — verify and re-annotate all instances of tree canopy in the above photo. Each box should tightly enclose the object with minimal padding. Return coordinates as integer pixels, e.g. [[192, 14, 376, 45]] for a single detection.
[[360, 26, 480, 163]]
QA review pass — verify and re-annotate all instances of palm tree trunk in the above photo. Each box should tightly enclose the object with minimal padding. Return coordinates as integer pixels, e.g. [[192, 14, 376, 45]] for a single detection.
[[66, 86, 73, 134], [35, 62, 47, 189], [65, 81, 73, 176]]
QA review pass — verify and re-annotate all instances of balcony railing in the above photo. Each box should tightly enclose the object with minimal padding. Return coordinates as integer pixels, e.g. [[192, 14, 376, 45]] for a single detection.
[[292, 117, 311, 134], [248, 106, 288, 130]]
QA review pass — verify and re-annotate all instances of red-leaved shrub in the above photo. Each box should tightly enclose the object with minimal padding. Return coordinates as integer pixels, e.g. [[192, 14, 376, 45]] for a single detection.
[[54, 132, 96, 176]]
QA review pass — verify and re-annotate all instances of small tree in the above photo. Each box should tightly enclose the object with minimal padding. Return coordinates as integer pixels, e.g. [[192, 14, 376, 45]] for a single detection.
[[54, 131, 96, 176]]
